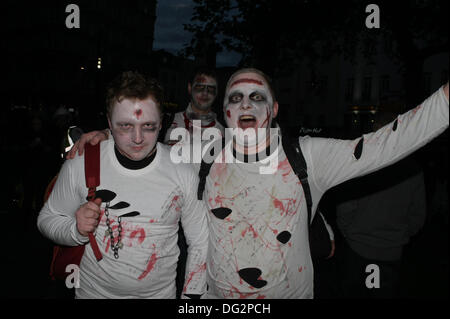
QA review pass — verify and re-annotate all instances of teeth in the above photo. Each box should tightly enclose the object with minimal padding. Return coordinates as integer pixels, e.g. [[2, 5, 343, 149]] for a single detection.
[[240, 115, 255, 120]]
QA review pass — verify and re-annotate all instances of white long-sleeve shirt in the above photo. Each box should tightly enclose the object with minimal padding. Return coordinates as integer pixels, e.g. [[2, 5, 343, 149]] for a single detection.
[[203, 86, 448, 298], [38, 140, 209, 298]]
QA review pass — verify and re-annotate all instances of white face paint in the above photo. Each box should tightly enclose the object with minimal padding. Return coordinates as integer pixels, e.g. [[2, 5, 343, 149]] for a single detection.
[[108, 97, 161, 161], [190, 74, 217, 113], [224, 72, 276, 147]]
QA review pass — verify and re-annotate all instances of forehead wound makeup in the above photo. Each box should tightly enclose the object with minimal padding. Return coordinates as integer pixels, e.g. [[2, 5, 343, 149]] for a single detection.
[[134, 109, 142, 119], [230, 78, 264, 88]]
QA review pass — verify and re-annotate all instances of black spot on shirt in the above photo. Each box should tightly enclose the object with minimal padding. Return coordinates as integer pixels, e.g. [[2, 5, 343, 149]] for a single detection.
[[276, 231, 292, 244], [211, 207, 232, 219], [354, 137, 364, 160], [393, 119, 398, 131], [238, 268, 267, 289]]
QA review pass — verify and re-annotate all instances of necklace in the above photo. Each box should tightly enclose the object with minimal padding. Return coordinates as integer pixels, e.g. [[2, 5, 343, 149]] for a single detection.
[[104, 202, 123, 259]]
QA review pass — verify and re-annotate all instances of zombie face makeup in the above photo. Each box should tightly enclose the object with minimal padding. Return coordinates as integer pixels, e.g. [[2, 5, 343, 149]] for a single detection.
[[190, 74, 217, 113], [224, 71, 278, 147], [108, 97, 161, 161]]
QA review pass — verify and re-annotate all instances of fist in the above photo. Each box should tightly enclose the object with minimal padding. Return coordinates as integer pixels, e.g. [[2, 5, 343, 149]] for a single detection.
[[75, 197, 102, 237]]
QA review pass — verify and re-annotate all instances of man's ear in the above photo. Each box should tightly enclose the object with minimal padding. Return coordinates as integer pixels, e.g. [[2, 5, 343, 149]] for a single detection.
[[107, 117, 112, 130], [273, 101, 279, 118], [188, 83, 192, 95]]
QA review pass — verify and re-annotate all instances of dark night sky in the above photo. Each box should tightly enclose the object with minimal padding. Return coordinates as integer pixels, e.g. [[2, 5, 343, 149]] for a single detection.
[[153, 0, 242, 66]]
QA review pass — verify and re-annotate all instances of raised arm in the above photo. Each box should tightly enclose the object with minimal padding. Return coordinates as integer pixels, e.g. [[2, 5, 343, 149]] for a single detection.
[[303, 83, 448, 193]]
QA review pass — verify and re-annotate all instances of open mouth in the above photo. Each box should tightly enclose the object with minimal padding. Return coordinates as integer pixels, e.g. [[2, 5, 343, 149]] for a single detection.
[[238, 115, 257, 130]]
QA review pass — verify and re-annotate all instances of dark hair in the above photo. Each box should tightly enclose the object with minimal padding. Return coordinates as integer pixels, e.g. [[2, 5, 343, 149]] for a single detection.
[[106, 71, 164, 118], [189, 66, 217, 84]]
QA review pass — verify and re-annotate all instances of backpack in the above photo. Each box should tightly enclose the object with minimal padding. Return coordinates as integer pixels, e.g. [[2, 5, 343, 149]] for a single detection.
[[197, 135, 332, 260], [44, 143, 103, 281]]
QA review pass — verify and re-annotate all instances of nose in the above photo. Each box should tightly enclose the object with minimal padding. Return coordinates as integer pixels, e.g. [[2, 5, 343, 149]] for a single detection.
[[239, 96, 253, 110], [132, 127, 144, 144]]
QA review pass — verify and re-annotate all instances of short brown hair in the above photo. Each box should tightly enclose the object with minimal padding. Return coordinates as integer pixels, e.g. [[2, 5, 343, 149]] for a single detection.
[[106, 71, 164, 118]]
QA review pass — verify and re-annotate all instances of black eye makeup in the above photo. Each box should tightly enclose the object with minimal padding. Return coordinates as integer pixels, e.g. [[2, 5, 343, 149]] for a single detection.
[[193, 84, 217, 95], [228, 92, 243, 104], [249, 91, 267, 102]]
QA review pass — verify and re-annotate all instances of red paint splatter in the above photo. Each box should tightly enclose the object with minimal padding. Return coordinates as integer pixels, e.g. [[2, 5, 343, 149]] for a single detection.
[[149, 219, 156, 223], [411, 104, 422, 115], [138, 253, 158, 280], [273, 198, 285, 213], [241, 224, 258, 238], [260, 108, 271, 128], [298, 266, 303, 272], [214, 194, 225, 206], [277, 158, 292, 182], [169, 195, 182, 213], [230, 78, 263, 88], [134, 109, 142, 119], [183, 263, 207, 292], [130, 228, 146, 245], [226, 110, 231, 118]]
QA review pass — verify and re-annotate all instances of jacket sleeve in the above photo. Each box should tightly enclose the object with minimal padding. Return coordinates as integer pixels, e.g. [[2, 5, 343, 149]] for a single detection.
[[302, 85, 449, 193]]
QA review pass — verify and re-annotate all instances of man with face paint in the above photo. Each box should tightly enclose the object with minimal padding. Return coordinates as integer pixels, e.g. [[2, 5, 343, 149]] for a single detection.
[[38, 71, 209, 299], [200, 68, 448, 299], [164, 66, 225, 145], [66, 68, 448, 299]]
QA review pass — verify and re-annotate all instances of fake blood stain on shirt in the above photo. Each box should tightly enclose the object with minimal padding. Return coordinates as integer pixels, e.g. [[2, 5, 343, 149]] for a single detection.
[[138, 253, 158, 280]]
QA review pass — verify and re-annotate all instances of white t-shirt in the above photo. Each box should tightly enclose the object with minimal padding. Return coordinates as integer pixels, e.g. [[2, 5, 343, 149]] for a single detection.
[[38, 140, 209, 299], [203, 86, 448, 298]]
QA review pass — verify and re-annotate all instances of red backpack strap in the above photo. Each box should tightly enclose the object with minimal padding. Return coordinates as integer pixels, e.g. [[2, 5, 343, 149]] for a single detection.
[[84, 143, 103, 261]]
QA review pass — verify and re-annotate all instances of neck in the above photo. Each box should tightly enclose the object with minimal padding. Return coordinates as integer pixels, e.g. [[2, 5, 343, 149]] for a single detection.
[[233, 130, 272, 155], [232, 133, 279, 162], [114, 145, 157, 170], [190, 103, 211, 115]]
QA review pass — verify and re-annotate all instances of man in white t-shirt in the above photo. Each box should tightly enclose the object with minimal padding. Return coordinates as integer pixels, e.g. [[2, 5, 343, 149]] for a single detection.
[[38, 71, 209, 299], [67, 68, 449, 298]]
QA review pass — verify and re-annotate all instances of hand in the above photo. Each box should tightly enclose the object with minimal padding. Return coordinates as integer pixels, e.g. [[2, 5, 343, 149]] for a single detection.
[[326, 240, 335, 259], [75, 198, 102, 237], [66, 129, 109, 159]]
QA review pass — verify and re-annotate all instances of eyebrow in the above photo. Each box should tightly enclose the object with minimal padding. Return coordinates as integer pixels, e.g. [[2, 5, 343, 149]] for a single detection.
[[116, 121, 159, 125], [230, 78, 263, 88]]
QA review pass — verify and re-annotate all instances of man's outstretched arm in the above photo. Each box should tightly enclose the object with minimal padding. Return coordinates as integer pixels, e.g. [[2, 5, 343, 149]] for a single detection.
[[303, 83, 449, 193]]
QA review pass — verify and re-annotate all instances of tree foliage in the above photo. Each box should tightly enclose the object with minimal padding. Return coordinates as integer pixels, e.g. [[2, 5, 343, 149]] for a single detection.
[[183, 0, 448, 87]]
